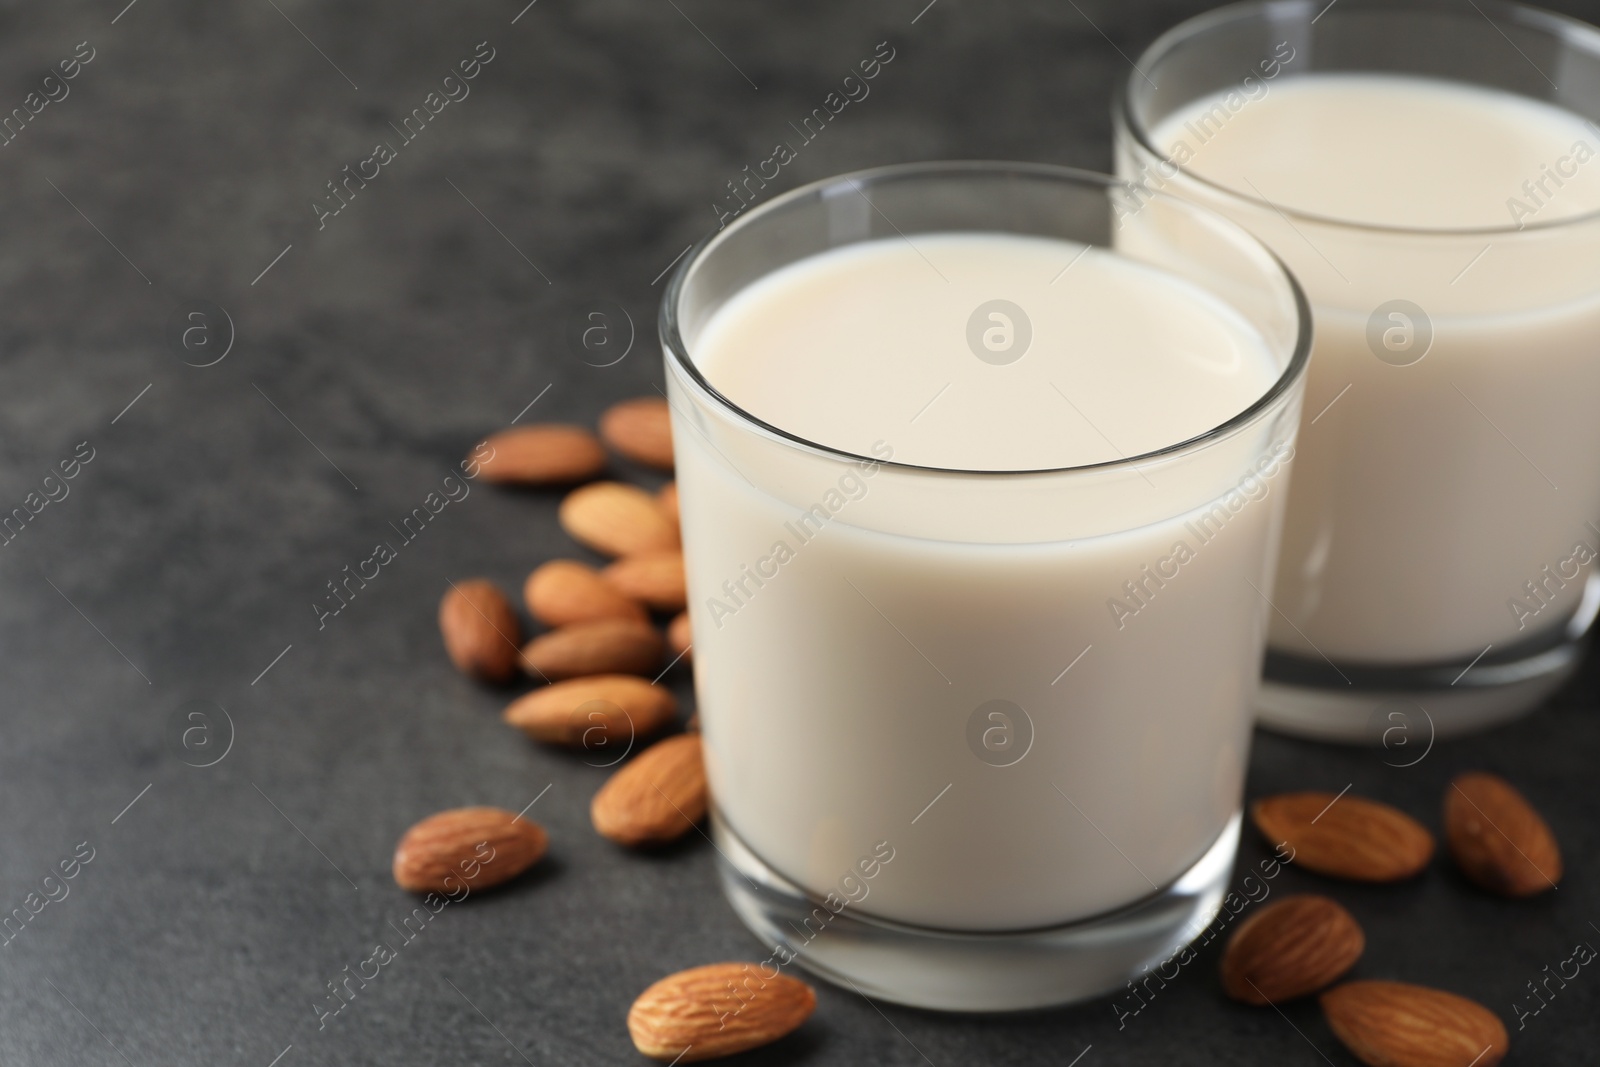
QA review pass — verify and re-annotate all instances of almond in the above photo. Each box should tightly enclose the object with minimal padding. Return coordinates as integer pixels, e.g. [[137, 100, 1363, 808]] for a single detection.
[[503, 675, 676, 746], [560, 482, 680, 557], [1321, 980, 1508, 1067], [592, 734, 707, 846], [1220, 894, 1364, 1005], [1251, 792, 1434, 882], [525, 559, 647, 627], [603, 550, 688, 612], [1444, 771, 1561, 896], [392, 807, 548, 894], [438, 580, 523, 683], [657, 481, 679, 524], [628, 962, 815, 1062], [521, 618, 663, 681], [667, 611, 693, 663], [474, 425, 606, 485], [601, 397, 675, 470]]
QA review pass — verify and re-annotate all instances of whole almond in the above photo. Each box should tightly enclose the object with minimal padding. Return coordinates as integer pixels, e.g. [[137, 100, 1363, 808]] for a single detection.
[[521, 618, 663, 680], [657, 481, 679, 524], [601, 397, 675, 470], [503, 675, 676, 746], [1252, 792, 1434, 882], [474, 425, 606, 485], [438, 580, 523, 683], [592, 734, 708, 846], [603, 550, 688, 612], [525, 559, 647, 627], [1444, 771, 1561, 896], [628, 962, 815, 1062], [1321, 981, 1508, 1067], [560, 482, 680, 557], [667, 611, 693, 662], [392, 807, 548, 894], [1220, 894, 1364, 1005]]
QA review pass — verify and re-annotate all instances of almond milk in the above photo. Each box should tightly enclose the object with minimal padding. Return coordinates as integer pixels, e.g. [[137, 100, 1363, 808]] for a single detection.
[[671, 232, 1299, 929]]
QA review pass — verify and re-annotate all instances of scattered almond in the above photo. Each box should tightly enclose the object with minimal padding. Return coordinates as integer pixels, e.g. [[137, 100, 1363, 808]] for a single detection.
[[1321, 980, 1508, 1067], [1220, 894, 1363, 1005], [438, 580, 523, 683], [667, 611, 693, 663], [628, 962, 815, 1062], [657, 481, 679, 524], [474, 425, 606, 485], [392, 807, 548, 894], [560, 482, 680, 557], [525, 559, 647, 627], [521, 618, 664, 681], [1444, 771, 1561, 897], [503, 675, 676, 746], [604, 550, 688, 612], [592, 734, 707, 846], [601, 397, 675, 470], [1252, 792, 1434, 882]]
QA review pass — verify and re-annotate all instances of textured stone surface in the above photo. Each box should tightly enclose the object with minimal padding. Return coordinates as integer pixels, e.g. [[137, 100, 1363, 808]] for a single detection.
[[0, 0, 1595, 1063]]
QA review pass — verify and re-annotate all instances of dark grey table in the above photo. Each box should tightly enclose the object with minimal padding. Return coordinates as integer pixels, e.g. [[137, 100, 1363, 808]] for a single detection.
[[2, 1, 1597, 1063]]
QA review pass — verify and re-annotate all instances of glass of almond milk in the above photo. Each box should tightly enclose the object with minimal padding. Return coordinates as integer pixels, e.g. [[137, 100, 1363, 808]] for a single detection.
[[1118, 0, 1600, 741], [660, 162, 1310, 1009]]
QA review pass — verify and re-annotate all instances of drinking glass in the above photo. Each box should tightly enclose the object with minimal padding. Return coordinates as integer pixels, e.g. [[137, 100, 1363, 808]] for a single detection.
[[1117, 0, 1600, 740], [660, 162, 1310, 1009]]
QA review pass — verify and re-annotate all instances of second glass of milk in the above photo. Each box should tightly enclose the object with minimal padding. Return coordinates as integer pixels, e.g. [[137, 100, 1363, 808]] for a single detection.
[[1118, 0, 1600, 741], [660, 162, 1310, 1009]]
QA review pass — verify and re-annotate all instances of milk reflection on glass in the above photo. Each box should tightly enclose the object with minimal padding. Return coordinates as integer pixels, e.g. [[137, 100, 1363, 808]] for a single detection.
[[660, 165, 1309, 1009], [1119, 2, 1600, 738]]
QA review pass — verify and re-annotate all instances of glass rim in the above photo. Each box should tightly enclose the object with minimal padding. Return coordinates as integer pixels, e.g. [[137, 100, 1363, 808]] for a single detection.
[[659, 160, 1313, 479], [1116, 0, 1600, 238]]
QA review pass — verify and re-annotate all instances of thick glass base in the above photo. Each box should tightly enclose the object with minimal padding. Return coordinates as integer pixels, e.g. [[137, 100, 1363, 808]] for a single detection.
[[711, 809, 1240, 1012], [1257, 576, 1598, 743]]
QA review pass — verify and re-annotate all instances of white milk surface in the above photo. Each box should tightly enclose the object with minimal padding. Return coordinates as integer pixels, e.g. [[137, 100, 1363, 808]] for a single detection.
[[677, 233, 1292, 929], [1150, 74, 1600, 663]]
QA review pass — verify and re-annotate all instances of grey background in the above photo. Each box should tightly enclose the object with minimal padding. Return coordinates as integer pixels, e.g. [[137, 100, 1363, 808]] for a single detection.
[[1, 0, 1597, 1063]]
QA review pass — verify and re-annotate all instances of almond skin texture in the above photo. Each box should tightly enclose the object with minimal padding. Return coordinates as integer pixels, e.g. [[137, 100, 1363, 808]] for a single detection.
[[1252, 792, 1434, 882], [1221, 894, 1364, 1005], [667, 612, 693, 662], [592, 734, 708, 846], [603, 550, 688, 612], [1321, 981, 1508, 1067], [1444, 771, 1562, 896], [438, 580, 523, 683], [525, 559, 647, 627], [521, 619, 664, 681], [657, 481, 679, 524], [600, 397, 675, 470], [628, 962, 816, 1062], [503, 675, 676, 746], [559, 482, 680, 557], [474, 425, 606, 485], [392, 807, 548, 894]]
